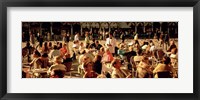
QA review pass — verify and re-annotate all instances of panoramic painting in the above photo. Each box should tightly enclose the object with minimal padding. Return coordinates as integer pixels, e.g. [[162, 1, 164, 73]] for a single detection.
[[22, 22, 178, 78]]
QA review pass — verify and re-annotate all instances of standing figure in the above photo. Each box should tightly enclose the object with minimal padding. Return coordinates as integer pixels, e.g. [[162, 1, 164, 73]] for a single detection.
[[134, 33, 138, 41], [85, 32, 90, 47], [105, 33, 117, 55], [159, 32, 164, 47], [120, 32, 126, 42], [164, 33, 170, 51], [38, 33, 44, 48], [29, 32, 35, 47], [66, 32, 70, 43], [102, 30, 106, 40], [74, 32, 79, 42], [62, 32, 67, 43], [47, 32, 51, 41]]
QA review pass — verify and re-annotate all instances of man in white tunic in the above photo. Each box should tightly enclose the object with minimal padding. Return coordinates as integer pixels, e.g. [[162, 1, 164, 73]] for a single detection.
[[74, 32, 79, 41], [105, 33, 116, 55]]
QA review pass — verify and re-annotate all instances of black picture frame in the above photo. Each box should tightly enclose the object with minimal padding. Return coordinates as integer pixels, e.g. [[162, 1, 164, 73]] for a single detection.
[[0, 0, 199, 100]]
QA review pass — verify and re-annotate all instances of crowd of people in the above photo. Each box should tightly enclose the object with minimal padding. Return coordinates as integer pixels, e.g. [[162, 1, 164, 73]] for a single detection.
[[22, 30, 178, 78]]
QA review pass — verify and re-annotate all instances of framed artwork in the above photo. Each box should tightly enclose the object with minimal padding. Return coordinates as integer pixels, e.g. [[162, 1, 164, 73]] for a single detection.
[[0, 0, 199, 100]]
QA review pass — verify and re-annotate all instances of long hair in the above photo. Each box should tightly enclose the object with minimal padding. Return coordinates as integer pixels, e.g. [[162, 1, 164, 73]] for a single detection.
[[42, 42, 49, 52]]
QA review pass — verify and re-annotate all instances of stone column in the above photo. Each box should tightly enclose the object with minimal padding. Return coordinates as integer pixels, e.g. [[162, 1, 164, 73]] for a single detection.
[[160, 22, 162, 32], [50, 22, 53, 35], [108, 22, 111, 33], [143, 22, 145, 33], [80, 23, 83, 36], [71, 24, 73, 36], [89, 23, 92, 33], [99, 22, 101, 32], [167, 22, 170, 34], [135, 23, 137, 33], [39, 23, 42, 35], [28, 23, 31, 33]]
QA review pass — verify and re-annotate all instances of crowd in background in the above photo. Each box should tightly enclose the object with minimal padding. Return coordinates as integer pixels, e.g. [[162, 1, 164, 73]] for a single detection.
[[22, 29, 178, 78]]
